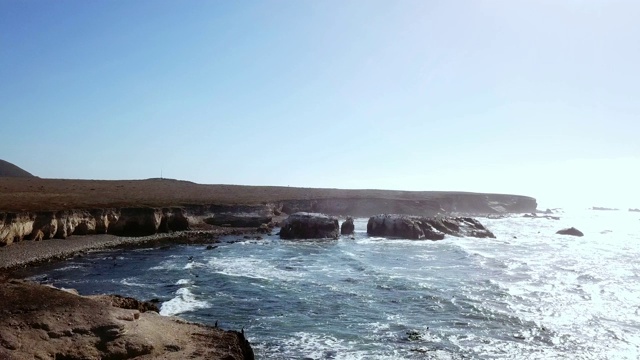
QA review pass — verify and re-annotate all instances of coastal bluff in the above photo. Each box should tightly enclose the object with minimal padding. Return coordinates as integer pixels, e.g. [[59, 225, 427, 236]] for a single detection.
[[0, 279, 254, 359], [0, 178, 537, 246]]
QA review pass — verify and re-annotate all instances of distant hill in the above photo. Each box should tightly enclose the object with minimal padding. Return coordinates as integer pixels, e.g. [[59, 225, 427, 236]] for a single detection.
[[0, 159, 35, 178]]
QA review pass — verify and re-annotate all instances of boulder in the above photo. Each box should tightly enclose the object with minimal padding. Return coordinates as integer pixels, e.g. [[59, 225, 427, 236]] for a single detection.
[[340, 217, 355, 235], [366, 214, 495, 240], [556, 227, 584, 237], [280, 212, 339, 239]]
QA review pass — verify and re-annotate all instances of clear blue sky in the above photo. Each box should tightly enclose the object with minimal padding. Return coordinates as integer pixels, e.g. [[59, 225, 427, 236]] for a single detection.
[[1, 1, 639, 208]]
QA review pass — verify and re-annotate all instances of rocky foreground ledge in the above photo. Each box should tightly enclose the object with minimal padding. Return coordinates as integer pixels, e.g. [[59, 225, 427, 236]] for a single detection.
[[0, 279, 254, 360]]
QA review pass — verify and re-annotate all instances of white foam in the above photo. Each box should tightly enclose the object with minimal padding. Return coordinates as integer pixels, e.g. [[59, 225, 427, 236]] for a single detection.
[[184, 261, 205, 270], [206, 257, 304, 282], [159, 287, 210, 316], [148, 260, 181, 271], [51, 265, 83, 272], [176, 278, 191, 285], [119, 278, 151, 288]]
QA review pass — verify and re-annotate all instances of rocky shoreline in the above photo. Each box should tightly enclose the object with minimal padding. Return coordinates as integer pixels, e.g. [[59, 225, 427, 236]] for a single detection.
[[0, 229, 259, 360], [0, 279, 254, 360], [0, 178, 538, 359]]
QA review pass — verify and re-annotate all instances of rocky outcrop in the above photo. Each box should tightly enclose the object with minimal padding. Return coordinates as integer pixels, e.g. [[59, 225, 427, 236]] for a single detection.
[[0, 205, 276, 247], [280, 212, 339, 239], [341, 217, 355, 235], [523, 213, 560, 220], [0, 280, 254, 360], [367, 214, 495, 240], [629, 208, 640, 213], [108, 207, 164, 236], [0, 212, 35, 246], [556, 227, 584, 237]]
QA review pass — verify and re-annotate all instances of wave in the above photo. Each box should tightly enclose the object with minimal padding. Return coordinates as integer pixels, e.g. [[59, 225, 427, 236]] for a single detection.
[[159, 287, 210, 316]]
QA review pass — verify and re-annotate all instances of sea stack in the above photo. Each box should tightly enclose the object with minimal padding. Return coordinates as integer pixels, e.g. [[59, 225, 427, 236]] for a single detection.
[[279, 212, 339, 239]]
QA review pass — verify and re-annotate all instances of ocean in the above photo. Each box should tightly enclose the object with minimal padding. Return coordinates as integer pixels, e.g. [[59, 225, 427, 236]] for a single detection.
[[19, 209, 640, 359]]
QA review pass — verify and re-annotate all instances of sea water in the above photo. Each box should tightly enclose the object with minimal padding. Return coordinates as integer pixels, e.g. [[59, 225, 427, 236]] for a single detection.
[[20, 210, 640, 359]]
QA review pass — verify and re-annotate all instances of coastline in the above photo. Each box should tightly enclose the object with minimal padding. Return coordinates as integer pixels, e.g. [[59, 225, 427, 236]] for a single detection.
[[0, 229, 258, 360], [0, 178, 537, 359], [0, 228, 253, 272]]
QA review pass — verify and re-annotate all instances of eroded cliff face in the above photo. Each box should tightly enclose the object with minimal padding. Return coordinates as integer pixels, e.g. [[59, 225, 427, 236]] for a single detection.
[[0, 194, 536, 246], [0, 205, 276, 246]]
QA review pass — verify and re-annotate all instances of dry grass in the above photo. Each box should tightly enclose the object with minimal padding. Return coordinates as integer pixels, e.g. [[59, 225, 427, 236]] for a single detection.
[[0, 177, 500, 212]]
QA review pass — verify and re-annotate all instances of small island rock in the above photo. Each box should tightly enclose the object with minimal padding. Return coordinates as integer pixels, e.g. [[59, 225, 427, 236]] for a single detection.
[[341, 217, 355, 235], [366, 214, 495, 240], [280, 212, 339, 239], [556, 227, 584, 237]]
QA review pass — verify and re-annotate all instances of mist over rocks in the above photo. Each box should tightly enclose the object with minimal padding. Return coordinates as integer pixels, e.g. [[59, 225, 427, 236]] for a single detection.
[[280, 212, 339, 239], [367, 214, 496, 240]]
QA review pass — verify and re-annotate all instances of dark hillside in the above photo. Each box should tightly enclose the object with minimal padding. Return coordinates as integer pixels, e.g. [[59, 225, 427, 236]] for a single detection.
[[0, 159, 35, 178]]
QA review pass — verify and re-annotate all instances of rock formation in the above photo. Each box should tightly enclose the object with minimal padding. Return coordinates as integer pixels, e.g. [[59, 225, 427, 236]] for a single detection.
[[341, 217, 355, 235], [556, 227, 584, 237], [0, 205, 275, 246], [280, 212, 339, 239], [0, 280, 254, 359], [367, 214, 495, 240]]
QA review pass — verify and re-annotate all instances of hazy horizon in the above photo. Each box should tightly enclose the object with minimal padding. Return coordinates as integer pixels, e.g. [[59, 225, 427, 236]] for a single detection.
[[2, 1, 638, 209]]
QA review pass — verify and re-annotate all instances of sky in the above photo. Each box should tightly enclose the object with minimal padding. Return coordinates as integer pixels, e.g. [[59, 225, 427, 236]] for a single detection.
[[1, 0, 639, 209]]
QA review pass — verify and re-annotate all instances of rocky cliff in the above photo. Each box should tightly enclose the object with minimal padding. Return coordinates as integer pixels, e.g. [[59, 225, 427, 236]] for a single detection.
[[0, 205, 275, 246], [0, 193, 536, 246], [0, 177, 537, 247]]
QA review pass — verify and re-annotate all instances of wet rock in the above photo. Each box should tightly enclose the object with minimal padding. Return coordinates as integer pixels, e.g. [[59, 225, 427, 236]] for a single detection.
[[367, 214, 495, 240], [280, 212, 339, 240], [340, 217, 355, 235], [256, 223, 271, 234], [556, 227, 584, 237], [94, 294, 160, 313]]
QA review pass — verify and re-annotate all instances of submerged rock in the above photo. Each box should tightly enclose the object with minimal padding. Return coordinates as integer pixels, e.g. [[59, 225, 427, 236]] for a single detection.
[[280, 212, 339, 239], [341, 217, 355, 235], [366, 214, 495, 240], [556, 227, 584, 237]]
